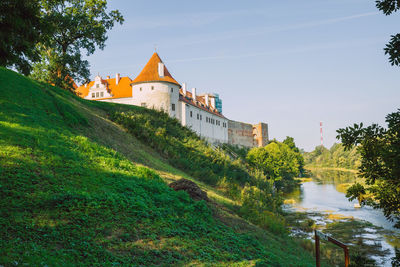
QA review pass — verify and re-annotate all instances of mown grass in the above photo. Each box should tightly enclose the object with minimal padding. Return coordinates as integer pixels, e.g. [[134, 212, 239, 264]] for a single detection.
[[0, 67, 319, 266]]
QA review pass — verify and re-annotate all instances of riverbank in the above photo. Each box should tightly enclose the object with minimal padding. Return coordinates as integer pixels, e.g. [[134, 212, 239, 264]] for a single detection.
[[284, 208, 392, 266], [284, 171, 400, 266], [305, 166, 358, 173]]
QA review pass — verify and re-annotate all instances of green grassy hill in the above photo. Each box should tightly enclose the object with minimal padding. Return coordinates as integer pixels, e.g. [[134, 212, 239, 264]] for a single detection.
[[0, 68, 318, 266]]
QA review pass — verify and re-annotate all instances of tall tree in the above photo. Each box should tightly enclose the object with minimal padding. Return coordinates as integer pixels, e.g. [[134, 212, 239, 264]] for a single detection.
[[337, 109, 400, 227], [247, 140, 302, 192], [283, 136, 305, 175], [31, 0, 124, 90], [0, 0, 42, 74], [376, 0, 400, 66]]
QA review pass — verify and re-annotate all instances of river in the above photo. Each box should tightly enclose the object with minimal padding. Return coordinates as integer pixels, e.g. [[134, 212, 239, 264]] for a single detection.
[[284, 168, 400, 266]]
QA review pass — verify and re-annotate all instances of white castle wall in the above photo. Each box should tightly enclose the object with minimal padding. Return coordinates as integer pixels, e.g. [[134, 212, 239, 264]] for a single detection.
[[180, 101, 228, 144], [99, 80, 229, 144], [131, 82, 180, 118]]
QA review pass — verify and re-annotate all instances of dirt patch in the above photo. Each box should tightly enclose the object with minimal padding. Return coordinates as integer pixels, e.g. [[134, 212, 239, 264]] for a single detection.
[[169, 178, 209, 202]]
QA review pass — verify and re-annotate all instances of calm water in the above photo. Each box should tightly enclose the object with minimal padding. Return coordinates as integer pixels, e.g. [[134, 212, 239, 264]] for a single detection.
[[287, 169, 398, 232], [285, 169, 399, 266], [293, 180, 398, 231]]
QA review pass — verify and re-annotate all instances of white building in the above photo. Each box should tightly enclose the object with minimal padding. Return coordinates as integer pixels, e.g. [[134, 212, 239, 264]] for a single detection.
[[76, 53, 229, 144]]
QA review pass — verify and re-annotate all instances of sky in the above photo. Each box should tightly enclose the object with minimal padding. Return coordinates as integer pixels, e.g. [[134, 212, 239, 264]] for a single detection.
[[84, 0, 400, 151]]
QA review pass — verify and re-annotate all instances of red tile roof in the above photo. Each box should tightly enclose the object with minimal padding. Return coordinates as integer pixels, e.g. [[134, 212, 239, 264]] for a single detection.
[[131, 53, 180, 86], [179, 90, 225, 118]]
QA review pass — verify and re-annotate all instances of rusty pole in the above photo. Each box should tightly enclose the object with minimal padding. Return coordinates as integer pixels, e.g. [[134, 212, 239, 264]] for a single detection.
[[344, 246, 350, 267], [315, 230, 321, 267]]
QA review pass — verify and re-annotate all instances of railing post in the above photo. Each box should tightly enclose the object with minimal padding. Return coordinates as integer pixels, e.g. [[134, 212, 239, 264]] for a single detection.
[[344, 246, 350, 267], [315, 230, 321, 267]]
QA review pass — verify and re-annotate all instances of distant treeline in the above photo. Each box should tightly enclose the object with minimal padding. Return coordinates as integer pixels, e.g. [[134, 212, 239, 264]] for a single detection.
[[303, 143, 360, 170]]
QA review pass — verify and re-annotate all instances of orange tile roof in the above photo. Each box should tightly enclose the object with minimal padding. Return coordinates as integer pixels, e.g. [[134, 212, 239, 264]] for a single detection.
[[75, 76, 133, 99], [179, 90, 225, 118], [131, 53, 180, 86]]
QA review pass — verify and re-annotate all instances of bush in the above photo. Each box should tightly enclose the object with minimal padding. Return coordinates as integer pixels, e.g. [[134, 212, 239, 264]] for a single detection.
[[109, 110, 251, 194]]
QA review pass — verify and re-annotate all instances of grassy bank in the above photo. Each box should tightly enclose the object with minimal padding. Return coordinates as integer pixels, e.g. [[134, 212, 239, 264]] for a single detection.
[[305, 166, 358, 173], [0, 68, 321, 266]]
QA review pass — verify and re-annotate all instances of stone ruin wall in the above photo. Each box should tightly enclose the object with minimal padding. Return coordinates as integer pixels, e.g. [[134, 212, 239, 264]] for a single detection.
[[228, 120, 269, 148]]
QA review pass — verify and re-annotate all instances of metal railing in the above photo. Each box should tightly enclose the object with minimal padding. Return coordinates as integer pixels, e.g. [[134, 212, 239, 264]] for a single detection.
[[314, 230, 350, 267]]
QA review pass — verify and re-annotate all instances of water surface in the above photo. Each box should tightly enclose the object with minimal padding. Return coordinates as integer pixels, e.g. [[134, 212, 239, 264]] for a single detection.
[[285, 169, 399, 266]]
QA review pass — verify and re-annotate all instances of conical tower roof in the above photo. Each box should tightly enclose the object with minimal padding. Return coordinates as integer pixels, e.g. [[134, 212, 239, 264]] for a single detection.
[[132, 53, 180, 86]]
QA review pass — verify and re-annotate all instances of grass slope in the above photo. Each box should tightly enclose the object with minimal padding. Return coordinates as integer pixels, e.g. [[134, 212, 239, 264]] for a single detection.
[[0, 68, 317, 266]]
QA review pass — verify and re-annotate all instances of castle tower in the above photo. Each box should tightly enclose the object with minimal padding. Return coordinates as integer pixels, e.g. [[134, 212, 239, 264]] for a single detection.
[[131, 53, 181, 117]]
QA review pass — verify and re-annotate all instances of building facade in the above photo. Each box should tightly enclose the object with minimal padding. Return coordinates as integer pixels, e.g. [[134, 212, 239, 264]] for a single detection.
[[76, 52, 267, 147]]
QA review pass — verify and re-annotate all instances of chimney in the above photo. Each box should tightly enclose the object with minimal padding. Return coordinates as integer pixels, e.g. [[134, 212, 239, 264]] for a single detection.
[[205, 94, 209, 106], [116, 73, 120, 85], [106, 75, 110, 79], [182, 83, 187, 95], [192, 88, 196, 101], [158, 62, 164, 77], [84, 83, 87, 88]]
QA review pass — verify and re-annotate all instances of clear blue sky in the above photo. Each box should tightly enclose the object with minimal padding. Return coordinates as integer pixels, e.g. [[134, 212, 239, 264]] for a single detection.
[[85, 0, 400, 151]]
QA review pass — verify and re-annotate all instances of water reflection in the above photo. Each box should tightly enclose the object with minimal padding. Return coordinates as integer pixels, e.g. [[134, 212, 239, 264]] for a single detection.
[[294, 169, 398, 231], [285, 169, 400, 266], [308, 168, 357, 185]]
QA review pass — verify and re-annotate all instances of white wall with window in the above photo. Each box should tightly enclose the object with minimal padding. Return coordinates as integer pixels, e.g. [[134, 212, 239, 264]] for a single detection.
[[131, 82, 180, 118], [179, 101, 228, 144], [85, 75, 112, 100]]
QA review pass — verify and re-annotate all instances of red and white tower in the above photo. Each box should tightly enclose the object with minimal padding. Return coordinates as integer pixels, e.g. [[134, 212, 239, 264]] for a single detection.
[[320, 121, 323, 147]]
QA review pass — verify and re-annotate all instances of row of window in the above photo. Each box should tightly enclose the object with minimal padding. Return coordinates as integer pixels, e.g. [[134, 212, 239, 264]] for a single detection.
[[188, 110, 226, 128], [139, 86, 174, 93], [92, 91, 104, 98]]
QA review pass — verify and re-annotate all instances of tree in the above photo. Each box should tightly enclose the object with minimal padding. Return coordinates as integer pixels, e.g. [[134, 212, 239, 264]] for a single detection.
[[376, 0, 400, 66], [31, 0, 124, 90], [247, 141, 302, 191], [337, 109, 400, 227], [0, 0, 42, 74], [345, 183, 366, 206], [283, 136, 305, 175]]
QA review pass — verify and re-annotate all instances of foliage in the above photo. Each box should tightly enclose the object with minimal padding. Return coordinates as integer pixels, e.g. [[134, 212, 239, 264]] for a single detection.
[[375, 0, 400, 66], [0, 67, 318, 266], [392, 247, 400, 267], [283, 136, 305, 175], [0, 0, 42, 74], [239, 183, 286, 235], [337, 109, 400, 227], [30, 0, 124, 90], [345, 182, 366, 205], [109, 110, 253, 196], [220, 143, 250, 162], [246, 140, 303, 192], [304, 143, 360, 170]]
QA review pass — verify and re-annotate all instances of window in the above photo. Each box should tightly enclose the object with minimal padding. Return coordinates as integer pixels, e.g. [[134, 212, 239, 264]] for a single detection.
[[141, 103, 147, 107], [96, 84, 99, 88], [171, 88, 173, 93], [190, 111, 193, 118], [200, 115, 202, 120], [96, 92, 99, 97], [196, 113, 198, 119], [172, 103, 175, 111], [92, 93, 95, 98], [140, 87, 142, 91], [151, 86, 154, 90], [100, 92, 104, 97]]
